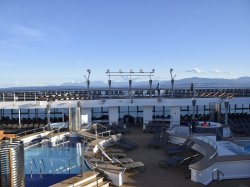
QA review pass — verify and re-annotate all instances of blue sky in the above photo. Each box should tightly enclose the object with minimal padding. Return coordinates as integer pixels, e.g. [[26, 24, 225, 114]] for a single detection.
[[0, 0, 249, 87]]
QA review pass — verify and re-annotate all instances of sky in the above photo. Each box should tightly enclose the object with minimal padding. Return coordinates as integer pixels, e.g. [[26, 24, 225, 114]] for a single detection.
[[0, 0, 249, 87]]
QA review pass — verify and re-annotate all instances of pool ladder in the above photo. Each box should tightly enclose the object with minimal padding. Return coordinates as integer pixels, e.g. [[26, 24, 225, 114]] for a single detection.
[[30, 158, 37, 180], [212, 168, 224, 182], [30, 158, 46, 180], [40, 159, 46, 179], [68, 154, 87, 175]]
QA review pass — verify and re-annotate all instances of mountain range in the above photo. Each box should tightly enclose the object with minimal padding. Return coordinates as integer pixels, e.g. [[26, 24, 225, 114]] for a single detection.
[[1, 77, 249, 91], [61, 77, 250, 88]]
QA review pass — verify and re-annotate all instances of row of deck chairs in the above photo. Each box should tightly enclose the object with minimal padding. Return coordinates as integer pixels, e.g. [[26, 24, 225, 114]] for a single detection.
[[160, 138, 202, 179], [107, 123, 130, 134], [159, 153, 200, 168], [229, 120, 250, 136], [1, 123, 45, 130], [84, 135, 146, 174], [165, 139, 195, 156], [227, 113, 250, 136], [143, 122, 169, 134], [147, 132, 195, 156], [111, 133, 139, 151], [97, 143, 146, 172], [146, 127, 202, 179], [86, 123, 130, 138]]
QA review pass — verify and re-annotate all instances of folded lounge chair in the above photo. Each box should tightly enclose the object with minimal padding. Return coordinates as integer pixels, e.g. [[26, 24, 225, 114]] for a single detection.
[[165, 139, 194, 155], [111, 133, 139, 150], [118, 160, 146, 173], [159, 153, 200, 169], [88, 146, 146, 173], [160, 153, 201, 179]]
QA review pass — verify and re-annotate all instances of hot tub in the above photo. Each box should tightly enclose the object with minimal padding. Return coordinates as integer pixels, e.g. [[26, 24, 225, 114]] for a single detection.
[[193, 121, 225, 139]]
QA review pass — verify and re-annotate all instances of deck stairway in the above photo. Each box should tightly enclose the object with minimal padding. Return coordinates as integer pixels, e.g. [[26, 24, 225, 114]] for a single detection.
[[49, 171, 110, 187]]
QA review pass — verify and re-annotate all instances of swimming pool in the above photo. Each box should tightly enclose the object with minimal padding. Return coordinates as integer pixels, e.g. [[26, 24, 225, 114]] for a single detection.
[[217, 141, 250, 156], [25, 141, 89, 186], [237, 140, 250, 152]]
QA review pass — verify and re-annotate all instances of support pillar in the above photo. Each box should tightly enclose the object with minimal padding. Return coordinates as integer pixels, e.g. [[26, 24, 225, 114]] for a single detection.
[[215, 103, 221, 122], [224, 102, 229, 126], [109, 106, 119, 124], [18, 109, 21, 129], [81, 108, 92, 125], [68, 108, 73, 131], [192, 98, 196, 120], [72, 101, 81, 131], [149, 79, 152, 98], [170, 106, 180, 127], [46, 103, 51, 126], [129, 79, 132, 100], [209, 103, 215, 122], [143, 106, 153, 129], [108, 80, 111, 98]]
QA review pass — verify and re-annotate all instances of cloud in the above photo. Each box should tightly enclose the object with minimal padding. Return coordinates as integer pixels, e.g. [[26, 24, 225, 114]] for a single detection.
[[186, 68, 204, 73], [12, 25, 44, 38], [210, 69, 233, 74], [210, 69, 221, 73]]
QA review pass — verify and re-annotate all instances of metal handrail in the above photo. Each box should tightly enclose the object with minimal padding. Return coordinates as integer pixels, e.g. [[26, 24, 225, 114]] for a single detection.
[[50, 122, 68, 133], [16, 127, 44, 137], [30, 158, 37, 179], [83, 153, 109, 171], [111, 156, 125, 167], [80, 154, 101, 187], [98, 130, 111, 137], [82, 137, 92, 145], [40, 159, 46, 179], [68, 154, 78, 174], [212, 168, 224, 181], [55, 134, 67, 146], [215, 127, 224, 141], [1, 87, 250, 102]]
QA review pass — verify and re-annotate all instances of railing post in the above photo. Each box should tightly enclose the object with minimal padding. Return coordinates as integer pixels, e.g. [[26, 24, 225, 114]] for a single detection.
[[30, 160, 33, 179], [80, 156, 83, 177], [40, 160, 42, 179]]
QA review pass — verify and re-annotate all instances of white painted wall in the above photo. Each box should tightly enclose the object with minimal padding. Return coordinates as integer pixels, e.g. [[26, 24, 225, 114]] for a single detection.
[[81, 108, 92, 124], [1, 97, 250, 110], [191, 159, 250, 185], [109, 106, 119, 124], [170, 106, 180, 127], [143, 106, 153, 124]]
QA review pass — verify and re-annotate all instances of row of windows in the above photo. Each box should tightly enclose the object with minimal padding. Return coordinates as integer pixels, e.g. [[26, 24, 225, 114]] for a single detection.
[[1, 104, 250, 120]]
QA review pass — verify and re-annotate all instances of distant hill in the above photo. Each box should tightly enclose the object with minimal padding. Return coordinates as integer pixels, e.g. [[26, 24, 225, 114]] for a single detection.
[[60, 77, 250, 88], [0, 77, 249, 91]]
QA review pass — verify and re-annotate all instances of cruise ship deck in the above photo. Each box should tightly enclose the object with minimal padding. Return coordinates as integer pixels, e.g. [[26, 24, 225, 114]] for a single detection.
[[1, 86, 250, 187]]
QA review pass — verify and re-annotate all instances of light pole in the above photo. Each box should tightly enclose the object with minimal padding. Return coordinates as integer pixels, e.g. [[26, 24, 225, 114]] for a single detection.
[[224, 101, 229, 126], [84, 69, 91, 99], [129, 69, 133, 100], [105, 69, 155, 100], [192, 98, 196, 120], [148, 69, 155, 98], [170, 68, 176, 99], [106, 69, 111, 98]]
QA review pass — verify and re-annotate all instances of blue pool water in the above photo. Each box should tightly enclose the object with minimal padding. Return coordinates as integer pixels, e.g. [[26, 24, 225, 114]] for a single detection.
[[237, 140, 250, 152], [217, 140, 250, 156], [25, 141, 89, 187]]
